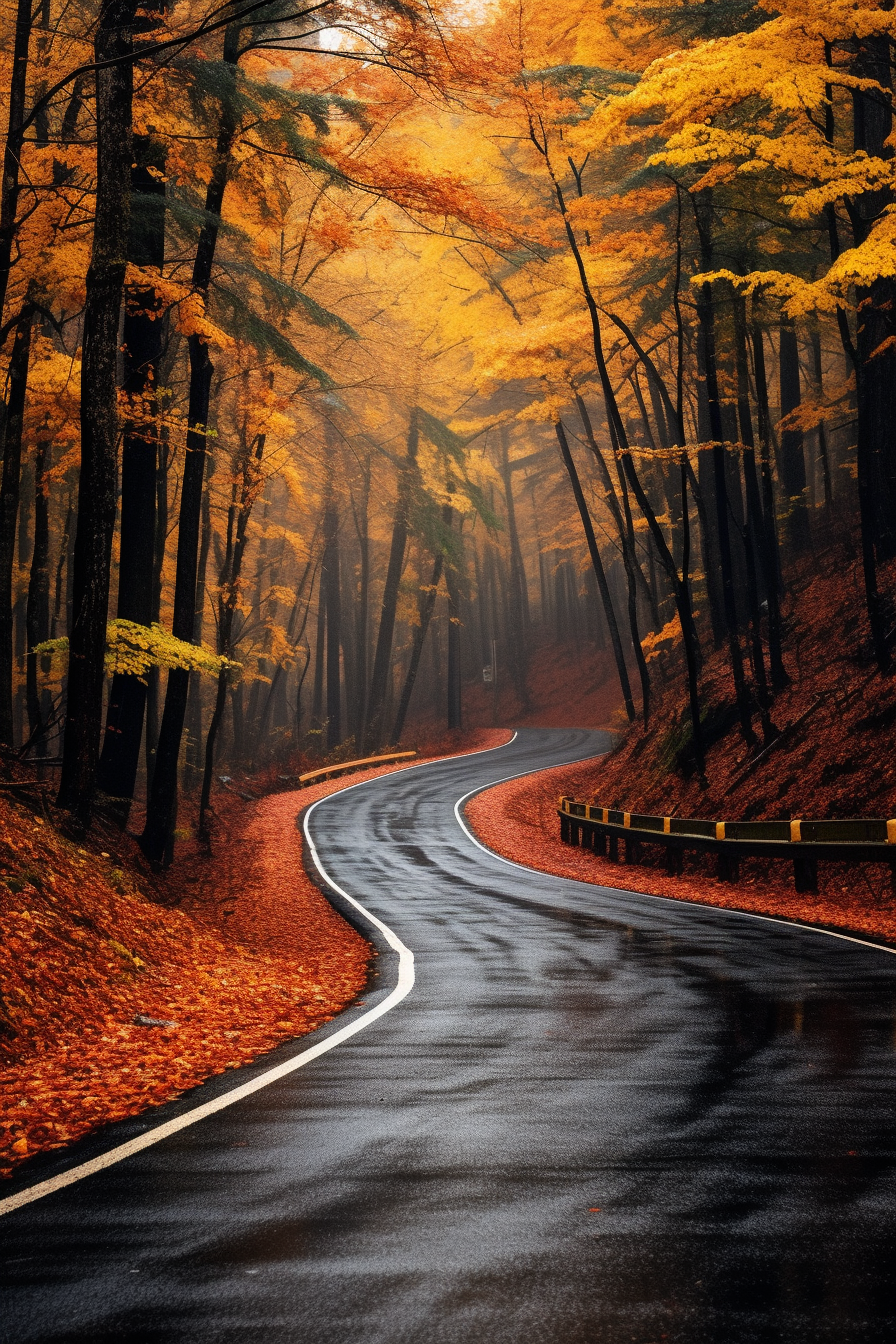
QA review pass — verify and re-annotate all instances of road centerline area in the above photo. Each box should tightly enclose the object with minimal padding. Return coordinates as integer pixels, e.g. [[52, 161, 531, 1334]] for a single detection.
[[3, 727, 896, 1344]]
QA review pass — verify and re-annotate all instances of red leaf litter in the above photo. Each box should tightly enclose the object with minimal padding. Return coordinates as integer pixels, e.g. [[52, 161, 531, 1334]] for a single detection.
[[466, 761, 896, 950], [0, 729, 510, 1178], [467, 555, 896, 949]]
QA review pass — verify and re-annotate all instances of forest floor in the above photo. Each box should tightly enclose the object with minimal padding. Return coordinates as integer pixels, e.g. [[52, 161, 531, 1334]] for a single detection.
[[0, 727, 509, 1178], [467, 544, 896, 947], [404, 637, 624, 739]]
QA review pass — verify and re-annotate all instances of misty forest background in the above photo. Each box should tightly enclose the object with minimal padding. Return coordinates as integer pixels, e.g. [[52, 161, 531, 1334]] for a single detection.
[[1, 0, 894, 865]]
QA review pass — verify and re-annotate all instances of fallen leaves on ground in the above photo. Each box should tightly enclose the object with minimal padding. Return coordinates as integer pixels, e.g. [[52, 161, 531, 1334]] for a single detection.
[[0, 729, 510, 1178], [464, 551, 896, 948], [466, 762, 896, 947]]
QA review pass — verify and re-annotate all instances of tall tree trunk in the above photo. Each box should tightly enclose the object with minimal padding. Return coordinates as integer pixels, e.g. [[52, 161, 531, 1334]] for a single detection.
[[808, 325, 833, 511], [311, 566, 325, 734], [0, 0, 33, 324], [554, 420, 636, 722], [573, 395, 655, 635], [322, 490, 341, 749], [498, 427, 530, 708], [96, 133, 166, 817], [846, 34, 895, 667], [25, 437, 50, 751], [694, 201, 756, 748], [852, 34, 896, 563], [777, 318, 811, 553], [57, 0, 136, 822], [392, 541, 445, 743], [749, 313, 789, 689], [140, 26, 238, 862], [350, 455, 371, 743], [0, 301, 33, 744], [198, 432, 264, 839], [733, 299, 777, 742], [186, 477, 213, 780], [145, 437, 169, 789], [364, 411, 418, 751], [444, 507, 462, 731]]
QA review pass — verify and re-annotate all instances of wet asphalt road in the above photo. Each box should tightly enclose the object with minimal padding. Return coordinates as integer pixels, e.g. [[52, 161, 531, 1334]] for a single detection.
[[3, 726, 896, 1343]]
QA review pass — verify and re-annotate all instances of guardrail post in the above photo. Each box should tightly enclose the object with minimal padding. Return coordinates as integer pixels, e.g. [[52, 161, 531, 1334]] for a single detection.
[[607, 834, 619, 862], [625, 838, 640, 865], [560, 815, 570, 843], [717, 852, 740, 884], [594, 829, 606, 856], [793, 853, 818, 894], [664, 846, 683, 877]]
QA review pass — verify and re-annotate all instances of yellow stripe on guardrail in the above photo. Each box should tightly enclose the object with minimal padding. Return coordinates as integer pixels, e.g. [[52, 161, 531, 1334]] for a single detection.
[[715, 822, 725, 840], [790, 820, 802, 842], [888, 819, 896, 844], [663, 817, 670, 834], [623, 812, 631, 828], [299, 750, 416, 786]]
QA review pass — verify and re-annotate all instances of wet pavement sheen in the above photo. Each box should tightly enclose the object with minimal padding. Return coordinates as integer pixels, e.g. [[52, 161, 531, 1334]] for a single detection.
[[3, 727, 896, 1343]]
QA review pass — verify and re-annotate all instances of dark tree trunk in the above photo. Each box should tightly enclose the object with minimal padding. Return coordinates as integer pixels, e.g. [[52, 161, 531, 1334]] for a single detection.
[[52, 493, 73, 637], [365, 412, 418, 751], [749, 315, 789, 689], [392, 540, 445, 743], [695, 259, 756, 748], [444, 508, 462, 732], [778, 319, 811, 552], [573, 395, 655, 638], [138, 343, 212, 862], [198, 432, 264, 839], [835, 36, 896, 667], [809, 326, 833, 510], [311, 568, 325, 733], [0, 301, 34, 744], [186, 478, 213, 780], [350, 456, 371, 743], [733, 299, 777, 742], [695, 319, 727, 648], [145, 439, 169, 789], [96, 134, 166, 816], [554, 420, 636, 722], [610, 432, 652, 726], [0, 0, 33, 323], [322, 492, 341, 749], [57, 0, 136, 823], [25, 438, 50, 750], [140, 27, 238, 862], [852, 34, 896, 566], [498, 427, 530, 708]]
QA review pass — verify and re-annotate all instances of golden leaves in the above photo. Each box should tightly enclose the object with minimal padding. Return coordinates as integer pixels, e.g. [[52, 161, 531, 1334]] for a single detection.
[[33, 621, 240, 681]]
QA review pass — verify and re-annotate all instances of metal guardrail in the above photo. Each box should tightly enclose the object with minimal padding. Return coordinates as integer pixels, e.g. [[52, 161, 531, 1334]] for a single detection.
[[558, 797, 896, 893], [299, 751, 417, 787]]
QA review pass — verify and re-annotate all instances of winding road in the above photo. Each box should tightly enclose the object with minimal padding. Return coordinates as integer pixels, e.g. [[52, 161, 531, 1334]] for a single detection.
[[3, 727, 896, 1343]]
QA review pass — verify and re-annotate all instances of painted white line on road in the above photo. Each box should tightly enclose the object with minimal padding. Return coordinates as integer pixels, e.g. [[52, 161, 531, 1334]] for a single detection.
[[0, 730, 523, 1218], [454, 774, 896, 960]]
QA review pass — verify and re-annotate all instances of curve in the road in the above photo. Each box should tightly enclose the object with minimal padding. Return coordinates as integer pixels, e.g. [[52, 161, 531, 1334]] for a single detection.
[[3, 727, 896, 1344], [0, 735, 520, 1219]]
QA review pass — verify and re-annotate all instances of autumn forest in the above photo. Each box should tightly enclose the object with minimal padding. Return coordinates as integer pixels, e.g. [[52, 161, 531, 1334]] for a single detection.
[[1, 0, 894, 868]]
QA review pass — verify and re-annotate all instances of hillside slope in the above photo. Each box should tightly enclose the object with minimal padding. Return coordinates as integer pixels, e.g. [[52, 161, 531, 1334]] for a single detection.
[[467, 549, 896, 942]]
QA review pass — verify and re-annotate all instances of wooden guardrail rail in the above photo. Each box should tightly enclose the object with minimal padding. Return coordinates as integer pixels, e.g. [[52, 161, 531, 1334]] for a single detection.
[[299, 751, 416, 787], [558, 797, 896, 893]]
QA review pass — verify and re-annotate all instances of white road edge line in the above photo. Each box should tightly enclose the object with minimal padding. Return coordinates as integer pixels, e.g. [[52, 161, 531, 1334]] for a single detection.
[[453, 769, 896, 959], [0, 732, 517, 1219]]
